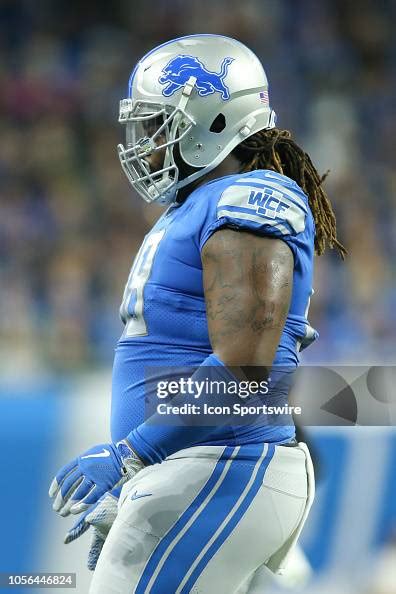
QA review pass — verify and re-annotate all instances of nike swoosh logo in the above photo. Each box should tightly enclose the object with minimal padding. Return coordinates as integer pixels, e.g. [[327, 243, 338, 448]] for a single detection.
[[81, 448, 111, 459], [131, 491, 152, 501]]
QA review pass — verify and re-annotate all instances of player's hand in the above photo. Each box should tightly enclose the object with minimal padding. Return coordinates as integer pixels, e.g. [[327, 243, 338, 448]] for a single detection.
[[64, 486, 121, 571], [49, 440, 144, 516]]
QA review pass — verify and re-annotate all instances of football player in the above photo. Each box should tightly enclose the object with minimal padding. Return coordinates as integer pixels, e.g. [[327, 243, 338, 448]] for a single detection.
[[49, 34, 345, 593]]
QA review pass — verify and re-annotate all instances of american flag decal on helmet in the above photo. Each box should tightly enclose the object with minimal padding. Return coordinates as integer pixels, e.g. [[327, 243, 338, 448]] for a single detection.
[[259, 90, 269, 104]]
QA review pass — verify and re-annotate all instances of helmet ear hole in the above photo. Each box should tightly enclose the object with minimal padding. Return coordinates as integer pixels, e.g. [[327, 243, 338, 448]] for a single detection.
[[209, 113, 226, 133]]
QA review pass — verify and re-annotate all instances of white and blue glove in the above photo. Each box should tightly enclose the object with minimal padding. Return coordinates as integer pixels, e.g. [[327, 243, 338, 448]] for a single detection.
[[64, 486, 121, 571], [49, 440, 144, 516]]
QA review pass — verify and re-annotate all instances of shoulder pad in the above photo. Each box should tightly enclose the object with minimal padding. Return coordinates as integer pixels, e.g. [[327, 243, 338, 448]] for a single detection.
[[217, 171, 308, 235]]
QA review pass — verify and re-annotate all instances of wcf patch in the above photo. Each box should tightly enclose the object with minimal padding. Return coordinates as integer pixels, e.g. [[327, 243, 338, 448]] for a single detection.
[[247, 189, 290, 219]]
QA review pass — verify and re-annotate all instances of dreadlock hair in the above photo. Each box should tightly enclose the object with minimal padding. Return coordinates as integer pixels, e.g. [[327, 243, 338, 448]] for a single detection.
[[232, 128, 346, 258]]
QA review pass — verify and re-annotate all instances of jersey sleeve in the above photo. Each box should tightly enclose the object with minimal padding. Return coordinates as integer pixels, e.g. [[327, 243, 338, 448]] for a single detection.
[[199, 173, 308, 255]]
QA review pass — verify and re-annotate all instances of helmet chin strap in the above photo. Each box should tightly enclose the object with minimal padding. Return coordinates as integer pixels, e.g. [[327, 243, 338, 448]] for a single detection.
[[147, 76, 197, 204], [162, 76, 197, 181], [147, 177, 177, 203]]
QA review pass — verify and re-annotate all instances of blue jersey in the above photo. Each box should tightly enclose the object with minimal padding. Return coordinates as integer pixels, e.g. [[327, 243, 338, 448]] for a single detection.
[[111, 169, 317, 446]]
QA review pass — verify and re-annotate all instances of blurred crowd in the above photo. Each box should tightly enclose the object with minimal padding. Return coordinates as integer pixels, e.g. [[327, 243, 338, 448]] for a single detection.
[[1, 0, 395, 372]]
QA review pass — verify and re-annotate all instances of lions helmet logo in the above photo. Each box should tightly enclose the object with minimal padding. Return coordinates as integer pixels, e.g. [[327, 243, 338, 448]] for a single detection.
[[158, 54, 234, 101]]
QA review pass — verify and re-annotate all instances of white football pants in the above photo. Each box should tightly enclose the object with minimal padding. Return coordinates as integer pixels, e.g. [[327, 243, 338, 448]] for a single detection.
[[89, 442, 314, 594]]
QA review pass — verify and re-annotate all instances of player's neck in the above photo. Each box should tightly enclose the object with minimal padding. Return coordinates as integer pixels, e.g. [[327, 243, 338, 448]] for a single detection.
[[177, 153, 241, 203], [203, 152, 241, 183]]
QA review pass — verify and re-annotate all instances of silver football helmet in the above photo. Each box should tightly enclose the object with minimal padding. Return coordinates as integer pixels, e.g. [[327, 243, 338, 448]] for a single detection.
[[117, 34, 277, 204]]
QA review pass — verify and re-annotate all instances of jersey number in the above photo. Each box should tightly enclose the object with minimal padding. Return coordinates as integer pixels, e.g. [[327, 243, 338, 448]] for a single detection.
[[120, 229, 165, 337]]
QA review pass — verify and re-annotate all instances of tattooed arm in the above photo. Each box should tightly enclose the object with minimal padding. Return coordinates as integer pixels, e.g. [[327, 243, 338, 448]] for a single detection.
[[202, 228, 293, 369]]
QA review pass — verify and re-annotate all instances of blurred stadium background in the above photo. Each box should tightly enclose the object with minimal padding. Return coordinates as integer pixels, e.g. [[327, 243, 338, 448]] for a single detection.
[[0, 0, 395, 592]]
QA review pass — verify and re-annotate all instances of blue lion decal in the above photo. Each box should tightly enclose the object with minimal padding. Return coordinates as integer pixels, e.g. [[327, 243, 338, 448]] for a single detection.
[[158, 55, 234, 100]]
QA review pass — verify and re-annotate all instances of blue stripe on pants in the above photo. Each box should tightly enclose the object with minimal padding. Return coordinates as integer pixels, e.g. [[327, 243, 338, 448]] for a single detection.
[[137, 444, 273, 594], [135, 445, 236, 594], [180, 444, 275, 593]]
